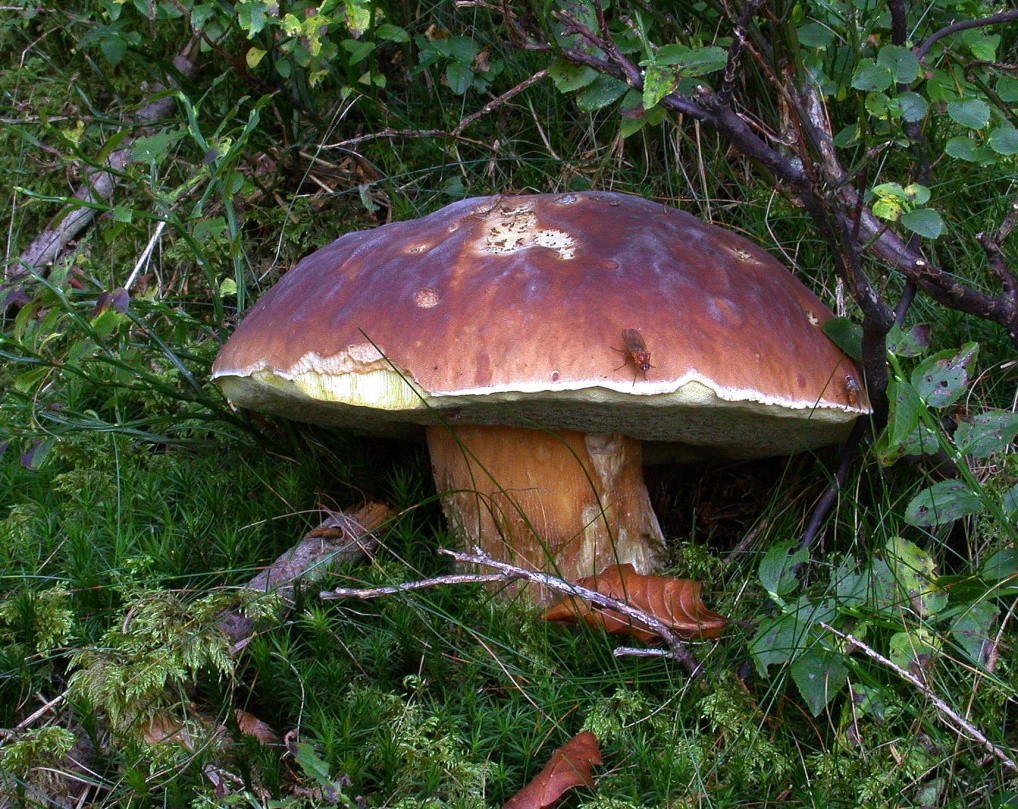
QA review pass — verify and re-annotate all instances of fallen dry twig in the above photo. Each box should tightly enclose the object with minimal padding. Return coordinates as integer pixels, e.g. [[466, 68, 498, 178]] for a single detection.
[[819, 621, 1017, 772], [322, 546, 705, 674], [219, 501, 389, 651]]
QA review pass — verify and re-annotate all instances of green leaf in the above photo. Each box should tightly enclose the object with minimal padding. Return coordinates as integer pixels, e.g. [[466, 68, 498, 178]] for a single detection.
[[951, 601, 997, 667], [948, 97, 991, 129], [886, 322, 931, 358], [376, 23, 409, 43], [851, 59, 892, 92], [945, 136, 980, 162], [877, 45, 919, 84], [759, 541, 809, 601], [643, 64, 679, 109], [988, 126, 1018, 156], [342, 38, 375, 64], [954, 411, 1018, 458], [576, 74, 629, 112], [886, 378, 923, 448], [911, 343, 978, 408], [236, 0, 271, 35], [749, 597, 837, 675], [822, 317, 863, 361], [897, 92, 928, 122], [1003, 485, 1018, 521], [886, 537, 947, 617], [905, 480, 984, 527], [445, 62, 474, 95], [548, 59, 598, 92], [982, 547, 1018, 580], [798, 22, 834, 48], [900, 208, 943, 239], [997, 77, 1018, 103], [888, 627, 938, 674], [790, 649, 848, 716]]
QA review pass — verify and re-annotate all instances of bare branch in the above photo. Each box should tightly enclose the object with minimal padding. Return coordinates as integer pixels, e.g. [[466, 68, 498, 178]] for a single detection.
[[321, 547, 704, 674], [915, 10, 1018, 63], [453, 69, 549, 135], [820, 622, 1018, 773], [447, 548, 703, 673]]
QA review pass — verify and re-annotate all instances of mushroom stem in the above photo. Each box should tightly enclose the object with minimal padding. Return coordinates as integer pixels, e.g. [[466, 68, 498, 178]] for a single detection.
[[426, 425, 663, 605]]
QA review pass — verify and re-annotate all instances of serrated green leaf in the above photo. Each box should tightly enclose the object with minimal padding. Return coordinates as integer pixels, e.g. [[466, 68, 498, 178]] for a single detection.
[[877, 45, 919, 84], [911, 343, 978, 407], [643, 64, 679, 109], [791, 649, 848, 716], [851, 60, 892, 92], [445, 62, 474, 95], [945, 136, 980, 161], [948, 97, 991, 129], [576, 74, 628, 112], [888, 627, 938, 673], [988, 126, 1018, 156], [951, 601, 997, 667], [897, 92, 928, 122], [886, 322, 931, 358], [376, 23, 409, 43], [901, 208, 943, 239], [548, 59, 599, 93], [759, 541, 809, 601], [886, 537, 947, 617], [886, 377, 923, 447], [905, 480, 984, 527], [954, 410, 1018, 458], [750, 597, 837, 675], [798, 22, 834, 48], [997, 76, 1018, 103]]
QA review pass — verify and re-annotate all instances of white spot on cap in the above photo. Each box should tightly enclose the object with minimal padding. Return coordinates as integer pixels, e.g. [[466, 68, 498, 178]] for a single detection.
[[414, 288, 440, 308], [480, 204, 575, 260]]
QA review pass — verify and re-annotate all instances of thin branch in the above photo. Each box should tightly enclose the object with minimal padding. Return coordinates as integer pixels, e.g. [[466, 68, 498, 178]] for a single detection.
[[915, 10, 1018, 63], [453, 69, 549, 135], [448, 548, 702, 673], [321, 547, 704, 674], [322, 571, 510, 598], [819, 622, 1018, 773], [716, 0, 766, 110]]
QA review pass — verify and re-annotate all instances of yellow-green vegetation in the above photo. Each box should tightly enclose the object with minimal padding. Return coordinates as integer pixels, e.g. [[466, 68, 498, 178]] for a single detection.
[[3, 0, 1018, 807]]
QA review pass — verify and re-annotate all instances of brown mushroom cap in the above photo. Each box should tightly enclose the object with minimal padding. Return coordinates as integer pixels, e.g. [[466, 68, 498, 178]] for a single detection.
[[212, 191, 869, 458]]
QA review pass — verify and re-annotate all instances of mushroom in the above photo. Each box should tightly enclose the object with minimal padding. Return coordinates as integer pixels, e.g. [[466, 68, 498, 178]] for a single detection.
[[212, 192, 869, 604]]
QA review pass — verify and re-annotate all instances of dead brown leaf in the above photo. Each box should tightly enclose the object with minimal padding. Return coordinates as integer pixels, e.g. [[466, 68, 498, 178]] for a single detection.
[[542, 563, 729, 642], [502, 731, 601, 809]]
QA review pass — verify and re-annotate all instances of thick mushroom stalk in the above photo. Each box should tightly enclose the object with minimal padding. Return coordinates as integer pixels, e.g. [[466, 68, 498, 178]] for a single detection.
[[427, 425, 661, 604]]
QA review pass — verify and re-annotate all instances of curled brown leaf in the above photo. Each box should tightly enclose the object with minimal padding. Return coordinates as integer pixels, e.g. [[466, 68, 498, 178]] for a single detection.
[[502, 731, 601, 809], [542, 563, 729, 642]]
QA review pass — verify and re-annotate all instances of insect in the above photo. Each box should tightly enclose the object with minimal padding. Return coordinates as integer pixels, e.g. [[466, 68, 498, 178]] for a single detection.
[[613, 328, 654, 382]]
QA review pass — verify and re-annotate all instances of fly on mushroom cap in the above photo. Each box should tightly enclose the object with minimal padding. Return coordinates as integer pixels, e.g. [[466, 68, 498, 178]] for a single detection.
[[213, 191, 870, 604]]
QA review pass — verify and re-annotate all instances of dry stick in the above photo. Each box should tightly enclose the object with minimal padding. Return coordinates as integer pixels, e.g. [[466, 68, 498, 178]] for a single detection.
[[323, 547, 703, 675], [218, 501, 389, 652], [11, 43, 200, 279], [819, 622, 1018, 773]]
